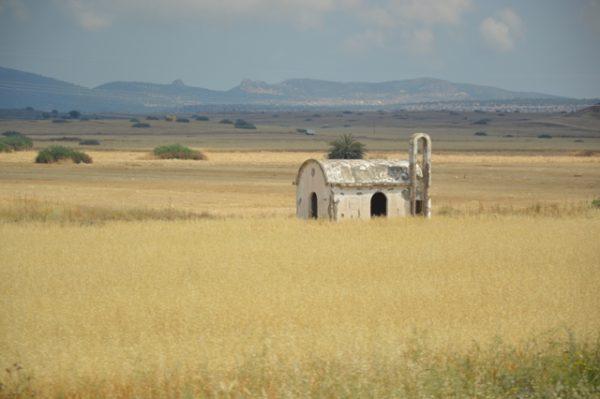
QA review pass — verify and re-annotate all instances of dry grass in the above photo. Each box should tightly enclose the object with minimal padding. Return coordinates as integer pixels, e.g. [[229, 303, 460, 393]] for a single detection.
[[1, 216, 599, 397], [0, 198, 214, 224], [1, 151, 599, 219], [436, 201, 600, 217], [1, 128, 600, 397], [1, 111, 599, 152], [3, 150, 600, 166]]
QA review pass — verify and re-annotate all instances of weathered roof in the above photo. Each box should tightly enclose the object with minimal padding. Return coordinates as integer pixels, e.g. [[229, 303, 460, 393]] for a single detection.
[[298, 159, 422, 186]]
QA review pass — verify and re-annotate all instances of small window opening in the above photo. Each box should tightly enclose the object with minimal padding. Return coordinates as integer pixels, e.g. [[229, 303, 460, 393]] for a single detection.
[[310, 192, 318, 219], [370, 192, 387, 217]]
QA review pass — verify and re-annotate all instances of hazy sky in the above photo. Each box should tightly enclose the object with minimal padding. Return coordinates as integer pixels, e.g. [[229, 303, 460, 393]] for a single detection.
[[1, 0, 599, 98]]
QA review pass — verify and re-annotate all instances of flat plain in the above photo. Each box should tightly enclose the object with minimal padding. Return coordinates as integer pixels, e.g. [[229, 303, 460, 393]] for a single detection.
[[1, 110, 599, 398]]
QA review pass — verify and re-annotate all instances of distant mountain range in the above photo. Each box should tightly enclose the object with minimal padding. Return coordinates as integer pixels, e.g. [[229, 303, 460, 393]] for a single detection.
[[0, 65, 568, 113]]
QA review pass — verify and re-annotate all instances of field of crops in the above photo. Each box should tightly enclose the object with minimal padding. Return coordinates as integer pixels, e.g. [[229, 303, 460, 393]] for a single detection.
[[1, 216, 599, 397], [1, 113, 599, 397]]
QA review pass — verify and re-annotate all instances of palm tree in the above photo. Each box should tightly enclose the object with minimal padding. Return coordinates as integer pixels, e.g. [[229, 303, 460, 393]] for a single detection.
[[327, 134, 366, 159]]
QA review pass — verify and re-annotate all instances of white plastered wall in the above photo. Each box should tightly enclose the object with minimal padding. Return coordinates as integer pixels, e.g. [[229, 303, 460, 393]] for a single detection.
[[331, 187, 411, 221], [296, 160, 333, 219]]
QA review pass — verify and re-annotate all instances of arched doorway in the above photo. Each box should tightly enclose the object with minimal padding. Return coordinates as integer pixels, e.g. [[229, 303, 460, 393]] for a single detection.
[[310, 192, 318, 219], [370, 192, 387, 217]]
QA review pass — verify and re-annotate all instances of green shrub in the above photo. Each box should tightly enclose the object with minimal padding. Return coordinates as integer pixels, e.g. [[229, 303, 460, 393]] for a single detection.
[[68, 110, 81, 119], [35, 146, 92, 164], [129, 118, 140, 123], [473, 118, 491, 125], [219, 119, 233, 124], [474, 131, 487, 136], [234, 119, 256, 129], [176, 118, 190, 123], [195, 116, 210, 121], [538, 134, 552, 139], [52, 119, 68, 123], [79, 139, 100, 146], [132, 122, 151, 128], [327, 134, 366, 159], [146, 116, 160, 120], [592, 199, 600, 209], [0, 141, 11, 152], [153, 144, 206, 160], [0, 131, 33, 151], [3, 131, 24, 138], [50, 136, 81, 142]]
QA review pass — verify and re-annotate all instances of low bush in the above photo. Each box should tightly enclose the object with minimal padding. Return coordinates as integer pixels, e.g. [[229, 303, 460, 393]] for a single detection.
[[79, 139, 101, 146], [35, 146, 92, 164], [592, 199, 600, 209], [0, 131, 33, 151], [474, 131, 487, 136], [132, 122, 151, 128], [68, 110, 81, 119], [473, 118, 492, 125], [2, 130, 27, 138], [52, 119, 68, 124], [219, 119, 233, 124], [176, 118, 190, 123], [570, 150, 599, 157], [195, 116, 209, 121], [537, 134, 552, 139], [234, 119, 256, 129], [49, 136, 81, 142], [146, 116, 160, 120], [129, 118, 140, 123], [153, 144, 206, 160]]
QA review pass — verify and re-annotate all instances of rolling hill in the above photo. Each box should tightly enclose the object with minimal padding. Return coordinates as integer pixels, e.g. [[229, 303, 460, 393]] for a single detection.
[[0, 66, 139, 112], [0, 65, 567, 113]]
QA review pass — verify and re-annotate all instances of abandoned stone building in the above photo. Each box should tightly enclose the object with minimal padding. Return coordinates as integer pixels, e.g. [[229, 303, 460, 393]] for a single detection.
[[295, 133, 431, 220]]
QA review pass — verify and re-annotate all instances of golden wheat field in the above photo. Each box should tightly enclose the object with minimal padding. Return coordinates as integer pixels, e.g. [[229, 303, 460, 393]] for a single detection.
[[1, 150, 599, 218], [1, 216, 599, 398], [1, 115, 600, 397]]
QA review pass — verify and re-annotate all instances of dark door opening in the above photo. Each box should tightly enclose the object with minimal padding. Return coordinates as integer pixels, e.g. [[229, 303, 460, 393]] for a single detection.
[[310, 192, 318, 219], [415, 200, 423, 215], [370, 192, 387, 217]]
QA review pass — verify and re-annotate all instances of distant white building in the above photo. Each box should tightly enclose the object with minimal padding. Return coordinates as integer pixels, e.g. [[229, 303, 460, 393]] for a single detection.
[[295, 133, 431, 220], [297, 128, 316, 135]]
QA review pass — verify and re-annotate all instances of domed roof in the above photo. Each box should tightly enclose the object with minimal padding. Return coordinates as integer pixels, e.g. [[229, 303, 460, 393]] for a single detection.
[[297, 159, 422, 187]]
